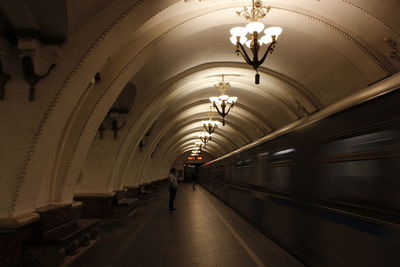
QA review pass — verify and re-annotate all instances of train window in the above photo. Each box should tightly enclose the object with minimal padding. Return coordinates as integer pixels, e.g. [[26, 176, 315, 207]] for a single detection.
[[231, 158, 253, 184], [317, 160, 382, 205], [255, 152, 269, 186], [268, 148, 295, 193], [234, 159, 253, 167], [270, 148, 296, 161], [323, 129, 399, 155], [269, 166, 291, 193]]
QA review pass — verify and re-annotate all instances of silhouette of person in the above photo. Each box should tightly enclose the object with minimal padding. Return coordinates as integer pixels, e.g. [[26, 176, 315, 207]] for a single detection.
[[169, 168, 178, 211]]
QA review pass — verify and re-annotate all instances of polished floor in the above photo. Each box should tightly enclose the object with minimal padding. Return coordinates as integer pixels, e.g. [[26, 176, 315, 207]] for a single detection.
[[67, 184, 303, 267]]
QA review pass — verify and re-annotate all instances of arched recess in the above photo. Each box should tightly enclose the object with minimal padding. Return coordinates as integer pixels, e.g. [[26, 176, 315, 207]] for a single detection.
[[77, 82, 137, 194]]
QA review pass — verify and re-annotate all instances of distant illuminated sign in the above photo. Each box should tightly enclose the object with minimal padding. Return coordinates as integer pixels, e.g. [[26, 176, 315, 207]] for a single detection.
[[187, 156, 203, 160]]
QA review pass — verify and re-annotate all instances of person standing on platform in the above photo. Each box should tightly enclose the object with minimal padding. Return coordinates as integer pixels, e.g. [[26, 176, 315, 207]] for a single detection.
[[192, 172, 198, 189], [169, 168, 178, 211]]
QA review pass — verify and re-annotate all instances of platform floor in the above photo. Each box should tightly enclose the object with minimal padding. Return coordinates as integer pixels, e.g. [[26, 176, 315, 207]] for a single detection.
[[67, 184, 303, 267]]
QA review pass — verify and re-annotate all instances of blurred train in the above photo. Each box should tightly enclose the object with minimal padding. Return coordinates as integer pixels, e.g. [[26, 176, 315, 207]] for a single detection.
[[199, 74, 400, 267]]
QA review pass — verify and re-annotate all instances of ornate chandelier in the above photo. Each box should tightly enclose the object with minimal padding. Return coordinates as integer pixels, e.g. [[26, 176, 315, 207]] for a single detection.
[[191, 149, 201, 156], [198, 132, 212, 148], [209, 75, 237, 126], [195, 141, 203, 150], [202, 106, 221, 136], [229, 0, 283, 84]]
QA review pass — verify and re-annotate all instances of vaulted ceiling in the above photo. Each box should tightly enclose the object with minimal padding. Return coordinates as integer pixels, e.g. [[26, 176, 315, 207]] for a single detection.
[[0, 0, 399, 216]]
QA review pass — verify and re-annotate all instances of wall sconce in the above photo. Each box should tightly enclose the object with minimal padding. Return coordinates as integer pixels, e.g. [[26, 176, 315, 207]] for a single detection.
[[109, 108, 127, 139]]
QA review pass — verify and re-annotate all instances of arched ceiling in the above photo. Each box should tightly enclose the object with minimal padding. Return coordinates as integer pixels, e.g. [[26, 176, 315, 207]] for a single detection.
[[1, 0, 399, 200], [115, 0, 399, 169]]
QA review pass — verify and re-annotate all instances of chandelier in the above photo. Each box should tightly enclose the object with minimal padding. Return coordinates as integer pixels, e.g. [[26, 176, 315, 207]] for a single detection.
[[191, 149, 201, 156], [195, 141, 203, 150], [202, 106, 221, 136], [209, 75, 237, 126], [229, 0, 283, 84], [198, 132, 212, 148]]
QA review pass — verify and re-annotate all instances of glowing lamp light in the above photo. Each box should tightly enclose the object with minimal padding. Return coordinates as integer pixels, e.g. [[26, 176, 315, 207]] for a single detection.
[[264, 26, 283, 40], [245, 21, 265, 34]]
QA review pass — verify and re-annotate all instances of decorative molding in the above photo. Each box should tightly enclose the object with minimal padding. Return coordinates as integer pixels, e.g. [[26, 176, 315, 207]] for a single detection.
[[385, 38, 400, 66], [340, 0, 400, 37], [272, 6, 394, 75]]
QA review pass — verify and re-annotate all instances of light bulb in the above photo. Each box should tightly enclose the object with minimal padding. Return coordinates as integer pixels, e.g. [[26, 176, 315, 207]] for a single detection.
[[230, 27, 247, 37], [260, 35, 273, 45], [209, 97, 220, 104], [264, 27, 283, 39], [230, 35, 247, 45], [228, 97, 238, 103], [245, 22, 265, 34], [219, 95, 229, 101]]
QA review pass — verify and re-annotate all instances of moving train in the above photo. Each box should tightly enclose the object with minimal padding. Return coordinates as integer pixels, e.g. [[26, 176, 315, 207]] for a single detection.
[[198, 74, 400, 267]]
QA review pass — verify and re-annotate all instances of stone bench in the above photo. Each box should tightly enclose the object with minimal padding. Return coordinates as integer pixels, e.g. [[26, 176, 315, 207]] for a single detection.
[[112, 190, 139, 216], [22, 204, 98, 266]]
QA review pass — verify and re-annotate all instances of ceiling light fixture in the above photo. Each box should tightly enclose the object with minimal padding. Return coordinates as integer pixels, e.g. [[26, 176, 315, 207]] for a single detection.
[[209, 75, 237, 126], [198, 132, 212, 148], [195, 141, 203, 150], [230, 0, 282, 84], [202, 106, 221, 137]]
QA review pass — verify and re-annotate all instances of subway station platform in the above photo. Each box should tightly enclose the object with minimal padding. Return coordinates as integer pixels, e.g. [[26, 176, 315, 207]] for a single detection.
[[67, 184, 303, 267]]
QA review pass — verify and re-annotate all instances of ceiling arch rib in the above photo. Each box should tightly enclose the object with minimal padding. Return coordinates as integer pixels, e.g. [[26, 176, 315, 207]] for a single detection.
[[140, 103, 253, 151], [156, 131, 233, 159], [157, 126, 239, 155], [155, 104, 264, 141], [151, 99, 269, 139]]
